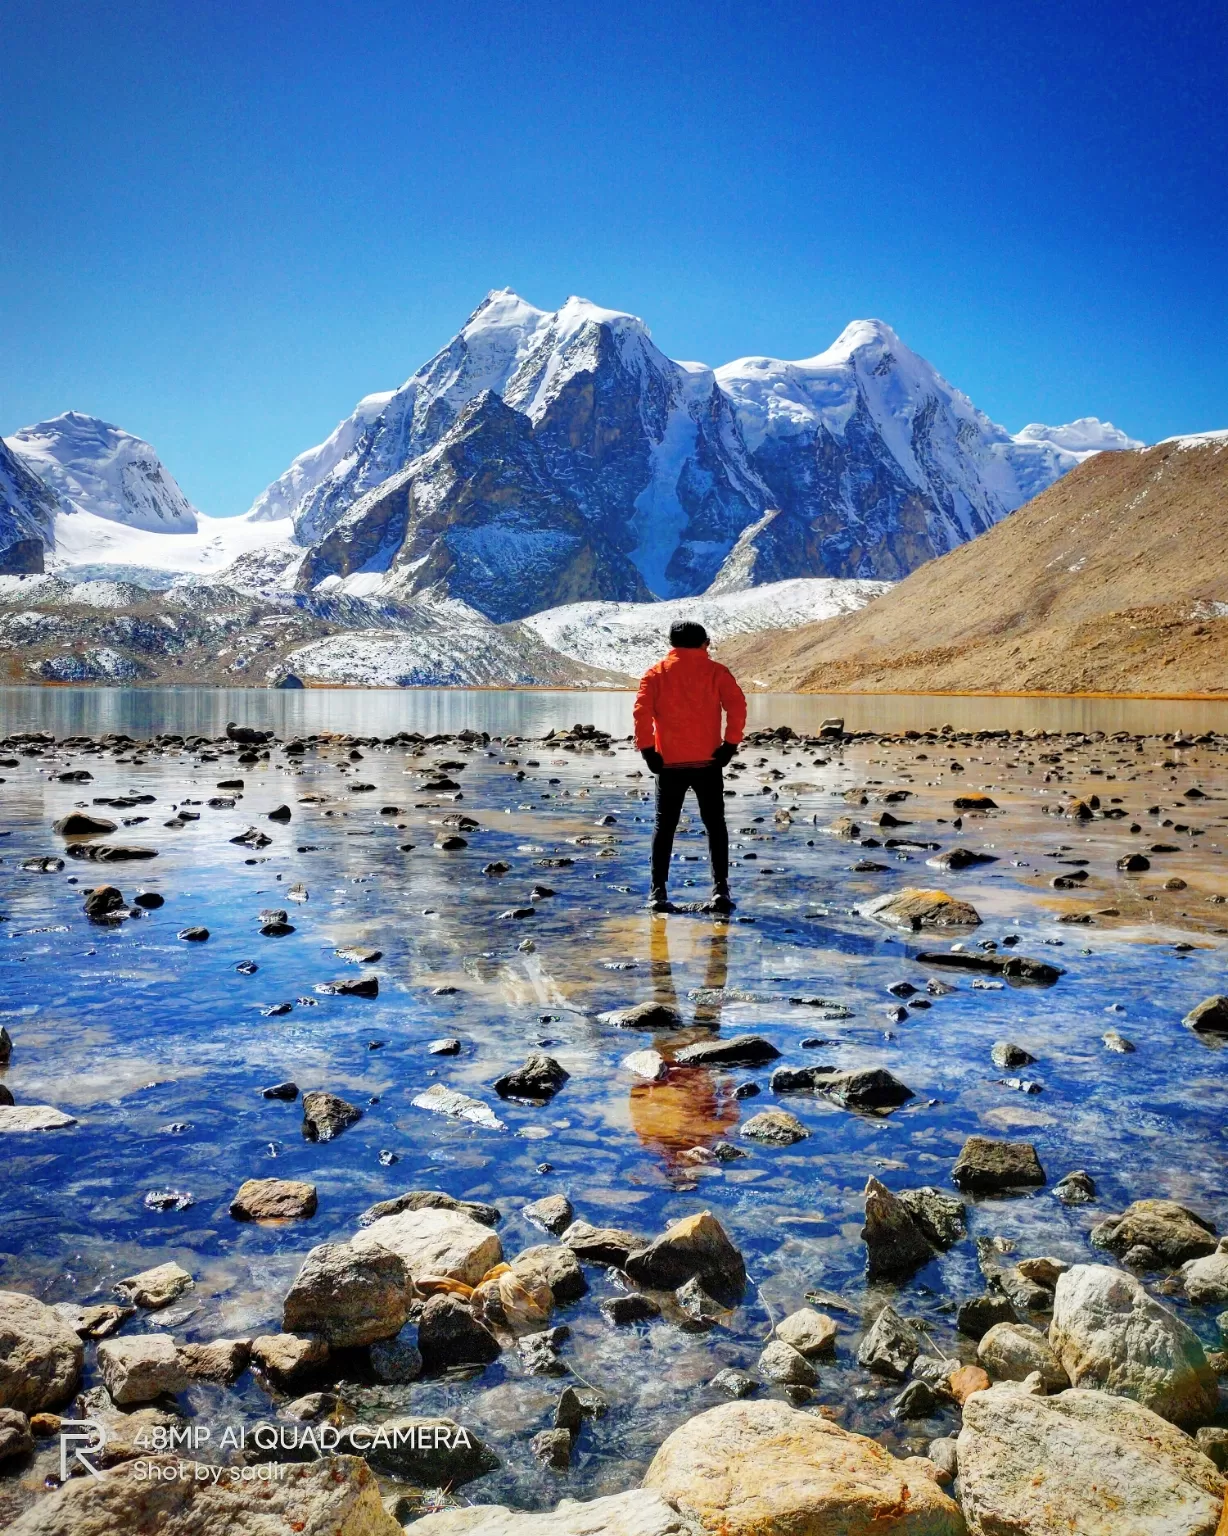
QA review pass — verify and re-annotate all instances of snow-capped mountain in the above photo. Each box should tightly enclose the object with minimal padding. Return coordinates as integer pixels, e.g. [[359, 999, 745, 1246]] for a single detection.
[[6, 413, 200, 532], [0, 437, 60, 573], [251, 293, 1136, 613]]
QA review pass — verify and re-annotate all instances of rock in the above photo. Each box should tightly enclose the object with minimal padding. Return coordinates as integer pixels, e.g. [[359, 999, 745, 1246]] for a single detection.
[[321, 974, 380, 997], [518, 1327, 568, 1376], [494, 1054, 569, 1100], [623, 1211, 747, 1302], [857, 1305, 921, 1379], [416, 1294, 501, 1372], [758, 1339, 816, 1386], [359, 1189, 501, 1227], [522, 1195, 574, 1235], [893, 1379, 938, 1418], [957, 1385, 1226, 1536], [114, 1261, 193, 1310], [82, 884, 125, 920], [862, 1176, 935, 1281], [622, 1048, 668, 1081], [0, 1293, 83, 1414], [282, 1242, 413, 1346], [1055, 1169, 1097, 1205], [369, 1333, 424, 1384], [604, 1000, 685, 1030], [947, 1364, 992, 1404], [1049, 1263, 1218, 1426], [711, 1367, 758, 1399], [250, 1332, 330, 1385], [1090, 1199, 1218, 1265], [1102, 1029, 1135, 1052], [429, 1037, 463, 1055], [229, 1177, 318, 1221], [775, 1308, 837, 1357], [675, 1278, 726, 1331], [951, 1136, 1046, 1193], [54, 813, 118, 837], [0, 1406, 32, 1462], [1195, 1426, 1228, 1471], [532, 1426, 574, 1468], [1118, 852, 1151, 871], [601, 1294, 661, 1326], [560, 1220, 641, 1268], [1184, 995, 1228, 1034], [957, 1293, 1018, 1340], [301, 1090, 363, 1141], [978, 1322, 1069, 1391], [740, 1108, 808, 1145], [51, 1304, 132, 1340], [927, 848, 997, 870], [954, 794, 998, 810], [353, 1207, 502, 1286], [512, 1245, 588, 1304], [411, 1082, 507, 1130], [555, 1385, 609, 1435], [859, 887, 982, 930], [642, 1398, 963, 1535], [262, 1080, 299, 1101], [408, 1490, 690, 1534], [5, 1453, 402, 1535], [991, 1042, 1035, 1068], [176, 926, 210, 942], [96, 1334, 188, 1405], [897, 1187, 967, 1249], [775, 1065, 915, 1112], [0, 1105, 77, 1132], [1015, 1256, 1068, 1289], [673, 1035, 781, 1067], [67, 842, 157, 862], [1183, 1241, 1228, 1304], [176, 1338, 250, 1383]]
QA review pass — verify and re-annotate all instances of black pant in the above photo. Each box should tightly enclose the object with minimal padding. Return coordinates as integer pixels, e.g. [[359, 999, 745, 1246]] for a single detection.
[[651, 765, 728, 890]]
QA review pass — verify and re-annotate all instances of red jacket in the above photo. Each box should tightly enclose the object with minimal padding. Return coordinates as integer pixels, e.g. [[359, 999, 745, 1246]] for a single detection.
[[634, 648, 747, 767]]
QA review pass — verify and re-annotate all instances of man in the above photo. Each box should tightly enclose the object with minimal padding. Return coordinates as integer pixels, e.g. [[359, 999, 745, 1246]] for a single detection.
[[633, 620, 747, 914]]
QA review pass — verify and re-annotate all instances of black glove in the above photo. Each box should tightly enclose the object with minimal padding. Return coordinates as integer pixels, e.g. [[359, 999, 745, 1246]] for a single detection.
[[641, 748, 664, 775], [712, 741, 737, 769]]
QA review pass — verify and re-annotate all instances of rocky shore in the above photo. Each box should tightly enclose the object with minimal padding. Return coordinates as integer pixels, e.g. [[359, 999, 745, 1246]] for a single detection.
[[1, 716, 1227, 1532]]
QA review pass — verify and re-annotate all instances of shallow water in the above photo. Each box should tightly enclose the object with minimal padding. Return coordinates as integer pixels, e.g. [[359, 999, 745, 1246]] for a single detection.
[[2, 703, 1228, 1513]]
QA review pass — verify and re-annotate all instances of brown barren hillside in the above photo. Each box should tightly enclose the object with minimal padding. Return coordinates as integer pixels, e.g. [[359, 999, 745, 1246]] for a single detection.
[[717, 433, 1228, 696]]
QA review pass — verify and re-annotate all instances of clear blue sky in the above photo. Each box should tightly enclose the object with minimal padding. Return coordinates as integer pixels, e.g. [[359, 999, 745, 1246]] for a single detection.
[[3, 0, 1225, 516]]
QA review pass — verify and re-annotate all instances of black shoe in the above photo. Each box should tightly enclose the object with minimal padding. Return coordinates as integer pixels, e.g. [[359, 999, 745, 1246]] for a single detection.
[[706, 882, 736, 914], [647, 886, 675, 913]]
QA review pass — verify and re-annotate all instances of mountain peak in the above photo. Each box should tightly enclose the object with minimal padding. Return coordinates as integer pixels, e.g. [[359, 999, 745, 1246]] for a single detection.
[[808, 318, 909, 367]]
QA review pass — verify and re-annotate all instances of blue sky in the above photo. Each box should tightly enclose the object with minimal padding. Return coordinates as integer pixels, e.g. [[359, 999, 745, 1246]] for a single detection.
[[3, 0, 1225, 516]]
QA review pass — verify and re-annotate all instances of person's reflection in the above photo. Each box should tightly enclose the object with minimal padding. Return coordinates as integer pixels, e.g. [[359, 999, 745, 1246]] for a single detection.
[[628, 921, 739, 1169]]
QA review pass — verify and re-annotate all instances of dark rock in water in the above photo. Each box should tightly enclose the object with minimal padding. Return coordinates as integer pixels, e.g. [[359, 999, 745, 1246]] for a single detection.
[[82, 885, 125, 920], [857, 1305, 920, 1378], [991, 1042, 1035, 1069], [216, 779, 244, 790], [301, 1090, 362, 1142], [262, 1081, 299, 1101], [604, 1000, 684, 1030], [21, 856, 64, 872], [561, 1220, 642, 1267], [0, 1085, 13, 1107], [267, 805, 292, 822], [319, 975, 379, 997], [674, 1035, 781, 1068], [918, 950, 1062, 986], [554, 1384, 609, 1435], [67, 842, 157, 862], [53, 813, 116, 837], [675, 1277, 727, 1331], [56, 769, 93, 783], [957, 1292, 1018, 1340], [436, 834, 468, 850], [624, 1211, 747, 1301], [1184, 996, 1228, 1035], [226, 722, 273, 745], [822, 1067, 915, 1113], [230, 827, 272, 849], [711, 1366, 758, 1398], [494, 1054, 569, 1101], [898, 1187, 967, 1249], [1055, 1169, 1097, 1205], [177, 926, 209, 942], [600, 1293, 661, 1326], [862, 1176, 934, 1281], [953, 794, 998, 810], [1118, 853, 1151, 872], [926, 847, 999, 870], [893, 1378, 938, 1418], [235, 960, 259, 974], [1090, 1199, 1217, 1265], [359, 1189, 501, 1227], [428, 1037, 462, 1055], [952, 1136, 1046, 1193], [518, 1326, 569, 1377], [417, 1293, 500, 1371], [352, 1413, 498, 1484], [133, 892, 163, 909], [523, 1194, 574, 1235], [261, 921, 296, 937], [532, 1426, 573, 1468], [336, 945, 382, 964]]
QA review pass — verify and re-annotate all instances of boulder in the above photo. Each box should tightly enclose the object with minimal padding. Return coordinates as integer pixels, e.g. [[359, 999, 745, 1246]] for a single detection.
[[359, 1189, 501, 1227], [53, 813, 116, 837], [601, 1294, 661, 1327], [862, 1177, 935, 1281], [957, 1294, 1017, 1340], [897, 1188, 966, 1249], [176, 1338, 250, 1383], [1184, 995, 1228, 1034], [951, 1136, 1046, 1193], [740, 1108, 809, 1145], [5, 1453, 401, 1535], [0, 1406, 33, 1462], [775, 1308, 837, 1357], [1183, 1241, 1228, 1304], [0, 1291, 84, 1413], [859, 887, 982, 930], [957, 1384, 1226, 1536], [302, 1090, 363, 1141], [977, 1323, 1069, 1392], [493, 1054, 569, 1101], [250, 1332, 329, 1385], [512, 1244, 588, 1304], [230, 1177, 318, 1221], [369, 1333, 424, 1384], [1090, 1199, 1218, 1266], [350, 1206, 502, 1285], [342, 1414, 498, 1486], [282, 1242, 413, 1346], [560, 1221, 641, 1268], [857, 1306, 921, 1379], [758, 1339, 816, 1386], [674, 1035, 781, 1067], [417, 1294, 501, 1372], [622, 1049, 669, 1081], [408, 1490, 694, 1534], [114, 1261, 193, 1310], [96, 1334, 188, 1405], [623, 1212, 747, 1302], [642, 1398, 964, 1535], [522, 1195, 574, 1235], [1049, 1263, 1218, 1426]]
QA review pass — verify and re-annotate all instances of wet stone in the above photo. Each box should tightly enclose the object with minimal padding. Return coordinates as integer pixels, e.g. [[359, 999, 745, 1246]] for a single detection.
[[857, 1305, 921, 1379], [522, 1194, 574, 1235], [301, 1090, 363, 1141], [600, 1293, 661, 1326], [494, 1053, 569, 1101], [740, 1108, 809, 1145], [952, 1135, 1046, 1193], [758, 1338, 816, 1386]]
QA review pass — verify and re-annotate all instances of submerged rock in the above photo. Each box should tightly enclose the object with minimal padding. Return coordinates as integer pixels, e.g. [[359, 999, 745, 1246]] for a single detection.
[[411, 1082, 506, 1131]]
